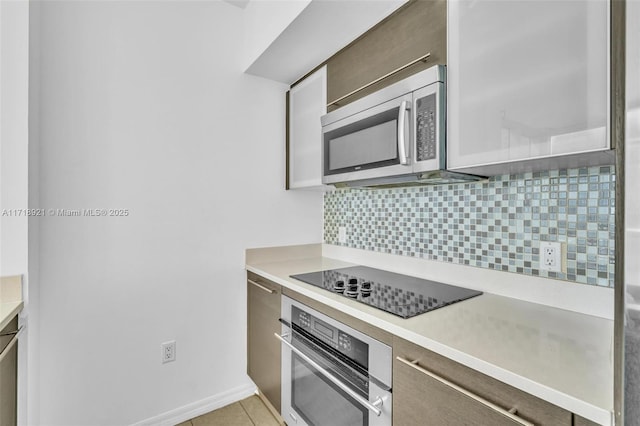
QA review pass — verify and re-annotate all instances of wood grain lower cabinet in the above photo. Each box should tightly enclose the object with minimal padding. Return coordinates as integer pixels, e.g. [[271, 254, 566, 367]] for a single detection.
[[393, 337, 572, 426], [573, 414, 601, 426], [247, 272, 282, 412], [0, 316, 18, 426]]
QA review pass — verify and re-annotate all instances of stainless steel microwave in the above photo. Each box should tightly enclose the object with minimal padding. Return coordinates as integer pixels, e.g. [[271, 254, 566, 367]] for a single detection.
[[321, 65, 482, 187]]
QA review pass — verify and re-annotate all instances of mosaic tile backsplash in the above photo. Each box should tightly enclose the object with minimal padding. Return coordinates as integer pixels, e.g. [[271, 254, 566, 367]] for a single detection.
[[324, 166, 616, 287]]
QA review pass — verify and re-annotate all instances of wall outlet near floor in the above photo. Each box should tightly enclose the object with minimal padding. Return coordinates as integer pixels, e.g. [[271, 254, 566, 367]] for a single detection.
[[161, 340, 176, 364], [338, 226, 347, 244], [540, 241, 566, 273]]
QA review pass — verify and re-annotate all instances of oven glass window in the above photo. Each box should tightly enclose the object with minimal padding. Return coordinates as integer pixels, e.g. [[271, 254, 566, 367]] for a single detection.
[[291, 354, 368, 426]]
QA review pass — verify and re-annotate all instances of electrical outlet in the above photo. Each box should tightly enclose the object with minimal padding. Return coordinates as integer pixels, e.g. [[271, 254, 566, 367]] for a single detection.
[[161, 341, 176, 364], [540, 242, 565, 273], [338, 227, 347, 244]]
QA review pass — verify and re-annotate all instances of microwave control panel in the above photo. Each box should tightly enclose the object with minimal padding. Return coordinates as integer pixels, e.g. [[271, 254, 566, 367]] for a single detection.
[[416, 93, 437, 162]]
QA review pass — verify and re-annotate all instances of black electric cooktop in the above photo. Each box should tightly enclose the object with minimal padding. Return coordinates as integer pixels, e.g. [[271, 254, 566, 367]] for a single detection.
[[290, 266, 482, 319]]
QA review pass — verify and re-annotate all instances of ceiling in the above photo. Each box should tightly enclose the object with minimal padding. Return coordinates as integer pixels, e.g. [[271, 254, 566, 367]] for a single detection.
[[244, 0, 407, 83], [222, 0, 250, 9]]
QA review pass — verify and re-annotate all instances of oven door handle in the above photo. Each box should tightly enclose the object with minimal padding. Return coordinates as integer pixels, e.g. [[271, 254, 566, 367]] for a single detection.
[[275, 332, 384, 417]]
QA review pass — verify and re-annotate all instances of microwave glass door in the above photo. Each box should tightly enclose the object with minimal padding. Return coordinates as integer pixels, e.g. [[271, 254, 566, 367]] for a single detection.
[[290, 335, 368, 426], [322, 94, 412, 184], [328, 119, 397, 172]]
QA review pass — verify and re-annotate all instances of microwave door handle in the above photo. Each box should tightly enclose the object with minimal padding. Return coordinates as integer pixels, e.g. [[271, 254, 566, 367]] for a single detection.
[[397, 100, 410, 165]]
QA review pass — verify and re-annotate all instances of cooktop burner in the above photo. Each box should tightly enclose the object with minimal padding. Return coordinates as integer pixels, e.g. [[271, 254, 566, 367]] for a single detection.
[[290, 266, 482, 319]]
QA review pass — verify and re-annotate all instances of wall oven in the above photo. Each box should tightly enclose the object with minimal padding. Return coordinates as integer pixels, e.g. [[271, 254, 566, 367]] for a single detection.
[[277, 296, 392, 426]]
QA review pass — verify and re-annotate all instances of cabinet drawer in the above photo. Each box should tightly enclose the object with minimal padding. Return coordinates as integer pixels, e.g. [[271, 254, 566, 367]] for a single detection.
[[393, 337, 572, 426], [395, 357, 526, 425], [247, 272, 282, 412], [248, 272, 281, 297]]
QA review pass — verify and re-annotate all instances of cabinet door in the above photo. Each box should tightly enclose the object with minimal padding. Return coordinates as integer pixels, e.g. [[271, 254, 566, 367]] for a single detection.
[[447, 0, 609, 173], [287, 65, 326, 190], [247, 273, 282, 412], [326, 0, 446, 111], [0, 316, 18, 426], [393, 337, 572, 426]]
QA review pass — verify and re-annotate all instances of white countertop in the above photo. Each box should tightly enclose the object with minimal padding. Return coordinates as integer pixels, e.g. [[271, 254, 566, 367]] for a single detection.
[[246, 249, 614, 426]]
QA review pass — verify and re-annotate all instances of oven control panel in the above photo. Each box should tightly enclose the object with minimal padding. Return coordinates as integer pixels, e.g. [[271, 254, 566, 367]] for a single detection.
[[292, 305, 368, 368]]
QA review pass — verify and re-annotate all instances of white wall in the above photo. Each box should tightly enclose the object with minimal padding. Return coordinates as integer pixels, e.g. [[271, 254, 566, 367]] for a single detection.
[[242, 0, 311, 72], [1, 0, 29, 277], [27, 2, 41, 424], [0, 2, 30, 425], [32, 1, 322, 424]]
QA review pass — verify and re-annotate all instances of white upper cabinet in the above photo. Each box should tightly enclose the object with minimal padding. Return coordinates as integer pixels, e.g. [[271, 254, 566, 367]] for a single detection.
[[447, 0, 612, 175], [288, 65, 327, 189]]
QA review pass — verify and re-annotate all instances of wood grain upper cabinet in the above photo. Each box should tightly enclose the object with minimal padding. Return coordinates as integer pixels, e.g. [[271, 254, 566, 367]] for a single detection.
[[326, 0, 446, 111], [287, 65, 327, 190], [247, 272, 282, 412], [447, 0, 612, 175], [0, 316, 18, 426], [393, 337, 572, 426]]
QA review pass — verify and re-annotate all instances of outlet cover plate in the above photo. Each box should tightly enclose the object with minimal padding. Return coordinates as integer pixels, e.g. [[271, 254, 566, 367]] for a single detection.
[[162, 341, 176, 364], [540, 241, 564, 273], [338, 227, 347, 244]]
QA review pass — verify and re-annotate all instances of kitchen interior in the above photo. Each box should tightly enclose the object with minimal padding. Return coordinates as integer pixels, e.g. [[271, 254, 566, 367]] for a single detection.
[[0, 0, 639, 425]]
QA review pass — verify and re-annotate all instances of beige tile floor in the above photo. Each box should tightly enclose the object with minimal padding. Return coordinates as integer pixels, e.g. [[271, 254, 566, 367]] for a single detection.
[[177, 395, 280, 426]]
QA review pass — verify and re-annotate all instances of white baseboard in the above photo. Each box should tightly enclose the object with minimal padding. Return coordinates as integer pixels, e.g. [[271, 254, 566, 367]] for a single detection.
[[130, 383, 257, 426]]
